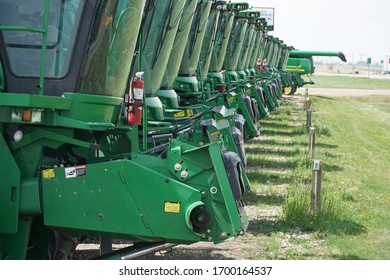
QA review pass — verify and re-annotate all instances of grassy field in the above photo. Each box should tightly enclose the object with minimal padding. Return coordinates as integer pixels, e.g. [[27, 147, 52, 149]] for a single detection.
[[303, 74, 390, 90], [244, 91, 390, 259]]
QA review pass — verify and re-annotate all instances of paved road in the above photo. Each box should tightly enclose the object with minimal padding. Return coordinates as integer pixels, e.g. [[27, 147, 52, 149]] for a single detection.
[[296, 87, 390, 97]]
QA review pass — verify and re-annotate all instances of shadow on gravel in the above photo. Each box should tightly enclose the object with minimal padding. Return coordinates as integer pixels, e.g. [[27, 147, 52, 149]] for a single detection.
[[246, 218, 367, 238], [246, 171, 290, 186], [245, 191, 284, 206], [148, 247, 236, 260]]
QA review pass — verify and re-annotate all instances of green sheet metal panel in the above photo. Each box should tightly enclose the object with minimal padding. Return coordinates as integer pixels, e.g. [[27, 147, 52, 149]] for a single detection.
[[0, 133, 20, 233]]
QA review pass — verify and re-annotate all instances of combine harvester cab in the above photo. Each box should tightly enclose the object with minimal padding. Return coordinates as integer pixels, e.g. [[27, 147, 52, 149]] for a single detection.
[[164, 1, 252, 172], [130, 0, 243, 166], [256, 34, 282, 110], [285, 50, 347, 94], [0, 0, 249, 260], [233, 10, 262, 136], [237, 16, 270, 119], [156, 0, 199, 120], [134, 0, 249, 177], [222, 7, 262, 141], [242, 17, 269, 118], [205, 2, 251, 168], [261, 36, 284, 107], [277, 44, 295, 95], [129, 0, 187, 145]]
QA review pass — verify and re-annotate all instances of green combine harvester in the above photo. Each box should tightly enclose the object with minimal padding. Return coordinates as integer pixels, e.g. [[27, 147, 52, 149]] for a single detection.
[[1, 0, 334, 260], [285, 50, 347, 94], [0, 0, 251, 260]]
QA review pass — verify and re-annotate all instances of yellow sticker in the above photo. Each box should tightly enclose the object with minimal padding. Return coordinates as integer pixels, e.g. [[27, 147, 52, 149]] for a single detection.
[[209, 131, 220, 141], [43, 169, 55, 179], [103, 16, 113, 27], [187, 109, 194, 117], [174, 111, 185, 118], [164, 202, 180, 213]]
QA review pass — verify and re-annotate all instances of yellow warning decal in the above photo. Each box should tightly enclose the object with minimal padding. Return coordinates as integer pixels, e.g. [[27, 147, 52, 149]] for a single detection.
[[174, 111, 185, 118], [164, 201, 181, 213], [187, 109, 194, 117], [43, 169, 55, 179]]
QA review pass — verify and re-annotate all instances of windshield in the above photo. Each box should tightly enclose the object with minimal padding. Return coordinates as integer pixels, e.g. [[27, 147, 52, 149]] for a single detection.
[[0, 0, 84, 77], [79, 0, 144, 97]]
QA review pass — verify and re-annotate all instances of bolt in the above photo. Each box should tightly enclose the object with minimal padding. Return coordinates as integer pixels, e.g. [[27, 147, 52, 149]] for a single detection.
[[210, 187, 218, 194], [219, 232, 228, 240], [174, 163, 182, 171], [180, 170, 188, 178], [97, 214, 104, 221]]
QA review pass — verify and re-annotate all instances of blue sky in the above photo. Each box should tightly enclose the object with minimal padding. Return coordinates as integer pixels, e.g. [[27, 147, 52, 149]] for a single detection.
[[245, 0, 389, 64]]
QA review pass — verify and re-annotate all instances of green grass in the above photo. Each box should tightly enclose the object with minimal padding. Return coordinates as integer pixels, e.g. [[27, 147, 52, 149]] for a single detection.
[[303, 75, 390, 89], [245, 93, 390, 259]]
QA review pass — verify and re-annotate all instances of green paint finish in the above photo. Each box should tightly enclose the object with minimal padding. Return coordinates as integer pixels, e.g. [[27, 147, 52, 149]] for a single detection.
[[178, 1, 212, 77], [244, 83, 269, 118], [289, 50, 347, 62], [286, 57, 314, 74], [260, 81, 275, 111], [225, 19, 248, 71], [135, 0, 186, 97], [42, 159, 197, 243], [198, 4, 221, 80], [161, 0, 198, 89], [0, 219, 31, 259], [60, 92, 122, 123], [42, 139, 247, 244], [0, 133, 20, 233], [210, 9, 235, 72], [173, 76, 199, 93], [0, 93, 71, 110], [237, 23, 256, 72], [19, 178, 41, 215]]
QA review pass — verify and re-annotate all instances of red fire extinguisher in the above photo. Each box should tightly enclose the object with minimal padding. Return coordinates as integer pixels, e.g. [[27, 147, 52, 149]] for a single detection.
[[128, 72, 144, 125]]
